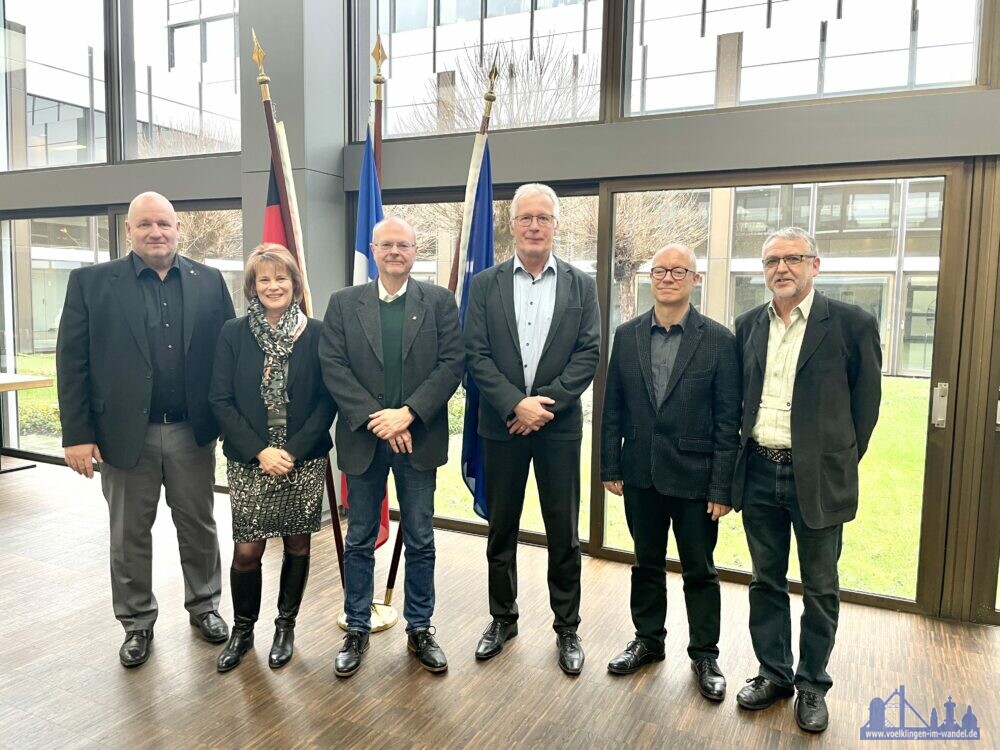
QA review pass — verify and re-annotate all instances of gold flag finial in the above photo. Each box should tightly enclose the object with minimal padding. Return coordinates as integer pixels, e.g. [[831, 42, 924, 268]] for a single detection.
[[483, 50, 500, 120], [372, 33, 388, 87], [251, 28, 271, 101]]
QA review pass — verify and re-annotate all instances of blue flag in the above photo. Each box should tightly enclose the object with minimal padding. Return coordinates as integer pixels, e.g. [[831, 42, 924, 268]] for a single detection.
[[457, 137, 494, 519], [353, 127, 383, 285]]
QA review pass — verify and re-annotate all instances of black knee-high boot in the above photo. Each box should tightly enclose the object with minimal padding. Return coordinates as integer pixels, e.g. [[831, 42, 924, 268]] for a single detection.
[[269, 553, 310, 669], [217, 567, 261, 673]]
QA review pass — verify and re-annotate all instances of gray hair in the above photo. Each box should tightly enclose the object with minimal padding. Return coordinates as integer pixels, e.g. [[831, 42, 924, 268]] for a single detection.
[[652, 243, 698, 271], [509, 183, 560, 223], [762, 226, 819, 257], [371, 215, 416, 244]]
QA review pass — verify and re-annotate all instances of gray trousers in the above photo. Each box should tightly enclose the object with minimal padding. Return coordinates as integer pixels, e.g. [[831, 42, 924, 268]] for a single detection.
[[100, 422, 222, 632]]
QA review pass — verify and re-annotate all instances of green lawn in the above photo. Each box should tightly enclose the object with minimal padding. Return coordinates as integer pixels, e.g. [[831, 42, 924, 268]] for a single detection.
[[6, 355, 950, 600]]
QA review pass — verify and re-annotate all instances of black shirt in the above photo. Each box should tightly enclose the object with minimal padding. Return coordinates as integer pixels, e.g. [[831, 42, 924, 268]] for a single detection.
[[650, 307, 689, 406], [131, 252, 186, 417]]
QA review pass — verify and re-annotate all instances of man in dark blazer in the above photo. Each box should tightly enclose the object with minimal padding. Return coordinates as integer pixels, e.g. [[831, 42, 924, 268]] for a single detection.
[[57, 192, 236, 667], [600, 244, 740, 701], [465, 183, 600, 675], [732, 227, 881, 733], [320, 216, 464, 678]]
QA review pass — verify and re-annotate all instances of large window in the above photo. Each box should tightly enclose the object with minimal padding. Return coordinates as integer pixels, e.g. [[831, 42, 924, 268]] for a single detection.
[[1, 0, 107, 171], [604, 175, 945, 600], [381, 195, 598, 541], [0, 215, 110, 455], [626, 0, 982, 117], [357, 0, 603, 138], [120, 0, 241, 159]]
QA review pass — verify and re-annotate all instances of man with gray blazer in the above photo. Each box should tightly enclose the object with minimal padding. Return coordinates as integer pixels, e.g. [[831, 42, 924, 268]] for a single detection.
[[465, 183, 600, 675], [320, 216, 464, 678], [601, 244, 740, 701], [732, 227, 881, 733], [57, 192, 235, 668]]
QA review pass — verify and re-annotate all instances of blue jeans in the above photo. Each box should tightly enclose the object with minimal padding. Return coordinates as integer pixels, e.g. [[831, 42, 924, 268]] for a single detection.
[[344, 444, 437, 633], [742, 452, 844, 695]]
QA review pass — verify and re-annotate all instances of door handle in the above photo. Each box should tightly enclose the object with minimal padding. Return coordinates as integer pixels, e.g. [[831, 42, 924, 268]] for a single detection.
[[995, 387, 1000, 432], [931, 382, 948, 428]]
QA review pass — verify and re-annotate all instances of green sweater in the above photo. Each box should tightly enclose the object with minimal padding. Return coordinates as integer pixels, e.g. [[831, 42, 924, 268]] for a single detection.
[[379, 295, 406, 408]]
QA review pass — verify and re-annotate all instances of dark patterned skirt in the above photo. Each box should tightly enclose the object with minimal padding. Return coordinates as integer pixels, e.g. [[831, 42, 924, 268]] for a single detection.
[[227, 425, 327, 543]]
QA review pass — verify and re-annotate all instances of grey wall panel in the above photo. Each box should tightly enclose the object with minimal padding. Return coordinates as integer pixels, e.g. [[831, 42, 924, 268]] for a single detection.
[[0, 155, 242, 217], [344, 89, 1000, 191]]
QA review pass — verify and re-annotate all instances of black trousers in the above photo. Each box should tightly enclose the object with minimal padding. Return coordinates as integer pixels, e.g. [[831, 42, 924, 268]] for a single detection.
[[483, 435, 581, 632], [623, 484, 721, 660], [741, 452, 844, 695]]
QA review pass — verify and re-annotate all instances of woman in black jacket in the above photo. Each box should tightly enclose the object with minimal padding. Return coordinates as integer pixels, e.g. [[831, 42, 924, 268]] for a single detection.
[[209, 243, 336, 672]]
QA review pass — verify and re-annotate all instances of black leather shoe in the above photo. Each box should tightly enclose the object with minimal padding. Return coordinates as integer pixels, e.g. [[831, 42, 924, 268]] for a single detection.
[[607, 640, 665, 675], [795, 690, 829, 733], [736, 675, 794, 710], [475, 619, 518, 660], [217, 628, 254, 673], [119, 630, 152, 668], [407, 627, 448, 673], [335, 629, 369, 678], [190, 610, 229, 643], [557, 631, 584, 675], [691, 657, 726, 701]]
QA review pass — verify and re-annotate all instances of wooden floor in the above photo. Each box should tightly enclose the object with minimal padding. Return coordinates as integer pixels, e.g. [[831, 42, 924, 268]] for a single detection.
[[1, 459, 997, 749]]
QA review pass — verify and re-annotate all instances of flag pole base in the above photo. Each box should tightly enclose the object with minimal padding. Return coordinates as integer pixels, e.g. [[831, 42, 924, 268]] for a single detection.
[[337, 602, 398, 632]]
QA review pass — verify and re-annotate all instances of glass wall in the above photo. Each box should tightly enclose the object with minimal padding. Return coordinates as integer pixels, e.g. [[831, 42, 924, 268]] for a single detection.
[[626, 0, 982, 116], [0, 215, 110, 455], [381, 195, 598, 541], [356, 0, 603, 138], [1, 0, 107, 171], [121, 0, 241, 158], [604, 175, 945, 600]]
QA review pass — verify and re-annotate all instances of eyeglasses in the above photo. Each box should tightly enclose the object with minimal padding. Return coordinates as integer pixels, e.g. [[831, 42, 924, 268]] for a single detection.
[[513, 214, 555, 227], [650, 266, 695, 281], [762, 253, 815, 269], [374, 241, 416, 251]]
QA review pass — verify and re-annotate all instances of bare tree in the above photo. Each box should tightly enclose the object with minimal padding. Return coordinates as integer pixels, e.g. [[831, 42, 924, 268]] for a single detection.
[[393, 36, 601, 137], [175, 209, 243, 263]]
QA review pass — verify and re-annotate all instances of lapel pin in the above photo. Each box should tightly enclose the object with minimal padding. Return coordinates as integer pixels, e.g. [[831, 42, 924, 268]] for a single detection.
[[412, 315, 417, 320]]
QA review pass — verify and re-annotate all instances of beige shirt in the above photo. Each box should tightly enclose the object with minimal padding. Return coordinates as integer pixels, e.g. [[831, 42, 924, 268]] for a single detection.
[[751, 289, 815, 449], [377, 277, 408, 302]]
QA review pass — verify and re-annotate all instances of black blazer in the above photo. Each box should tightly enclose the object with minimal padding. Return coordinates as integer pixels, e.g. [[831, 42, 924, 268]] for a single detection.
[[731, 293, 882, 529], [464, 256, 601, 441], [56, 253, 235, 469], [209, 317, 336, 465], [600, 306, 741, 502], [319, 279, 464, 475]]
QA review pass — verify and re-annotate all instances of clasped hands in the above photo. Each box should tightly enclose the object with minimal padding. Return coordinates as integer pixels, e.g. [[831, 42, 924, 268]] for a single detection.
[[257, 446, 296, 476], [369, 406, 415, 453], [506, 395, 556, 435]]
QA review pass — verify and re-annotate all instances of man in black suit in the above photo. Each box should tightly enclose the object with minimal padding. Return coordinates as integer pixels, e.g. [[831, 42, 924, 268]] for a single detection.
[[465, 183, 600, 675], [600, 243, 740, 699], [57, 192, 236, 667], [732, 227, 881, 733], [320, 216, 464, 678]]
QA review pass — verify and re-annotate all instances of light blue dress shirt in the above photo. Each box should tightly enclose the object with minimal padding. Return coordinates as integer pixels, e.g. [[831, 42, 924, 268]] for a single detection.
[[513, 252, 558, 394]]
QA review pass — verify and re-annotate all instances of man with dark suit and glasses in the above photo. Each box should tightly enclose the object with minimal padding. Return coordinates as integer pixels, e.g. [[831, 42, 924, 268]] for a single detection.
[[600, 244, 740, 700], [465, 183, 600, 675], [732, 226, 881, 733], [320, 216, 464, 678], [57, 192, 236, 667]]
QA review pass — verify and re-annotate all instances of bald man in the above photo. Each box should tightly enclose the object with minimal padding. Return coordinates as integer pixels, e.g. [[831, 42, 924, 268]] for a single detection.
[[600, 244, 740, 699], [57, 192, 236, 667]]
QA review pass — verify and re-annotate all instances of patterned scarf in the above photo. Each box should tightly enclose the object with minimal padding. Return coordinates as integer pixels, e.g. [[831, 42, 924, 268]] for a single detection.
[[248, 297, 306, 412]]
